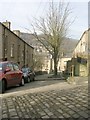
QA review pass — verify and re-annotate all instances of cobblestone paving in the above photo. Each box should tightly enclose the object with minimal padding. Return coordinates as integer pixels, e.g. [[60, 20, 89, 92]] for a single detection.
[[2, 85, 89, 119]]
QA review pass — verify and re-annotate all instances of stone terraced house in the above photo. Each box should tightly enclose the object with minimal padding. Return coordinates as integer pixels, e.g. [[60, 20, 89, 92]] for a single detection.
[[0, 21, 34, 68], [66, 29, 89, 77]]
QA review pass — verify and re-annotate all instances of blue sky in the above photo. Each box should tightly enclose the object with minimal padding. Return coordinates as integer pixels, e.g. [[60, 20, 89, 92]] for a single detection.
[[0, 0, 89, 40]]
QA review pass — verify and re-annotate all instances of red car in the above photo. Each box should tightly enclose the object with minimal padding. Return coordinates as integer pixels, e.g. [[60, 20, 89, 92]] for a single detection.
[[0, 61, 25, 93]]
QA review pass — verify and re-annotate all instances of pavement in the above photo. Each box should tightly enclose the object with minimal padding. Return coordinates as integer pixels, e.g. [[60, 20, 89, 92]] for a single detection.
[[35, 74, 88, 84], [0, 74, 89, 119], [35, 73, 65, 81]]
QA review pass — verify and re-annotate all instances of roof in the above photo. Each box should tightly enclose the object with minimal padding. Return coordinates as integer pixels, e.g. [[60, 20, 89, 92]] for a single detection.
[[74, 29, 89, 50], [0, 22, 34, 49]]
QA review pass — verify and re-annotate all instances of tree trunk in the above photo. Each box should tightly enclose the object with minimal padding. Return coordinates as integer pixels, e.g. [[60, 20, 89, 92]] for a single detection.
[[54, 56, 58, 75]]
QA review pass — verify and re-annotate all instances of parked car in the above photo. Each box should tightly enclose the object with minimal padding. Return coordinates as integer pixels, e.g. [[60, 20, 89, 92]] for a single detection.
[[0, 61, 25, 93], [21, 67, 35, 83]]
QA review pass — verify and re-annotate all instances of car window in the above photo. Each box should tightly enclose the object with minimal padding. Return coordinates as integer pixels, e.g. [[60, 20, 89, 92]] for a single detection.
[[27, 68, 31, 72], [6, 63, 14, 71], [27, 68, 30, 72], [22, 68, 26, 73], [13, 63, 19, 71], [28, 68, 32, 72], [30, 68, 32, 72], [22, 68, 28, 72]]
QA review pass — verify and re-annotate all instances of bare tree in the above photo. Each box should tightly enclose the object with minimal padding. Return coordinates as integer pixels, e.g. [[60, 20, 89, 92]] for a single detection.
[[31, 1, 72, 75]]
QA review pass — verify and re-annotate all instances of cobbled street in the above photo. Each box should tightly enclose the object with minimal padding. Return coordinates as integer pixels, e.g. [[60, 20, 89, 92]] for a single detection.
[[1, 80, 89, 119]]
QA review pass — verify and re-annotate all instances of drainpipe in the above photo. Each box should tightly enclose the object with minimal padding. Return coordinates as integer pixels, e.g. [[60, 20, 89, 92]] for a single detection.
[[24, 42, 25, 66], [3, 28, 5, 61]]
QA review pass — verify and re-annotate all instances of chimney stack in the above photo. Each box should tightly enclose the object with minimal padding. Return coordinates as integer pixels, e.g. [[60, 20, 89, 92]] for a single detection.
[[13, 30, 20, 37], [2, 20, 11, 29]]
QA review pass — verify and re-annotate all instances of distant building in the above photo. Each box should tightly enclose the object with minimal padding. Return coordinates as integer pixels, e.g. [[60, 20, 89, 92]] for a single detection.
[[20, 33, 53, 73], [58, 56, 72, 73], [0, 21, 34, 68], [33, 41, 52, 73], [21, 33, 78, 73]]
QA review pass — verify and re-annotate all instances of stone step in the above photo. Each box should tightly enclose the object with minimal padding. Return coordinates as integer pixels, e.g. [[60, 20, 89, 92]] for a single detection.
[[67, 76, 88, 85]]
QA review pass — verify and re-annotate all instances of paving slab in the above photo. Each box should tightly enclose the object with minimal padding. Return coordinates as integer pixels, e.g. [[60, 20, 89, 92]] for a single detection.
[[1, 83, 89, 119]]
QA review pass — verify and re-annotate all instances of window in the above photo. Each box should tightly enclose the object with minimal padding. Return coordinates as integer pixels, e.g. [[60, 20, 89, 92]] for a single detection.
[[22, 50, 24, 62], [10, 44, 14, 57], [5, 49, 7, 58], [13, 63, 19, 71]]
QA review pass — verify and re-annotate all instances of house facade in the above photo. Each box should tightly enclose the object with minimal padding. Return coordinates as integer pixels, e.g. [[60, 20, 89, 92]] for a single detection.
[[0, 21, 34, 68], [66, 29, 89, 77]]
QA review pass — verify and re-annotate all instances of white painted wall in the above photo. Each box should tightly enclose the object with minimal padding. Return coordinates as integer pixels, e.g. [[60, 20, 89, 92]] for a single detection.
[[58, 57, 71, 72]]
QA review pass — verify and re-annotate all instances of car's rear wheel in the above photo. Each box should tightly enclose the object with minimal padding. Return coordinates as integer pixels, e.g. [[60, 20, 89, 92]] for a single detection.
[[33, 77, 35, 81], [2, 80, 6, 93], [30, 77, 32, 82], [19, 78, 25, 86]]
